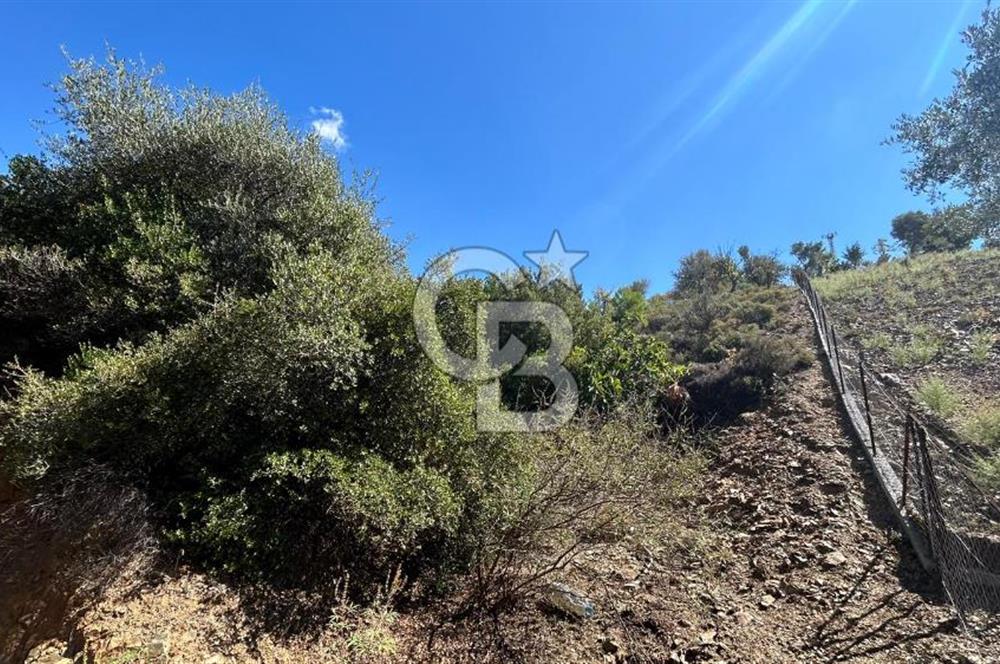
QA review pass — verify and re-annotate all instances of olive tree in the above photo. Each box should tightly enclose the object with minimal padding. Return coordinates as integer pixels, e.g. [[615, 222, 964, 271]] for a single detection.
[[890, 8, 1000, 247]]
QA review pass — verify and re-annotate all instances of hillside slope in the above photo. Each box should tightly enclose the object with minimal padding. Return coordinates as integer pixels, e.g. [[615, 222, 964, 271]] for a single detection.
[[8, 293, 992, 663], [814, 249, 1000, 414]]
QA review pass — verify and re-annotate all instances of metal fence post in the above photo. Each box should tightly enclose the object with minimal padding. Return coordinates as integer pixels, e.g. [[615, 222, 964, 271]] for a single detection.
[[818, 304, 829, 350], [832, 326, 846, 394], [858, 352, 877, 456], [901, 413, 912, 510]]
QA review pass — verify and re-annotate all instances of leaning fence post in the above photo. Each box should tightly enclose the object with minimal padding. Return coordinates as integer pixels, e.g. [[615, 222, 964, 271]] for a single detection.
[[901, 413, 913, 510], [831, 326, 846, 394], [818, 302, 828, 349], [858, 352, 877, 456]]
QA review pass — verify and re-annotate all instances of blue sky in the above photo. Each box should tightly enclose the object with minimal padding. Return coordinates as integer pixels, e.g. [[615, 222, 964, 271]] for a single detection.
[[0, 1, 978, 294]]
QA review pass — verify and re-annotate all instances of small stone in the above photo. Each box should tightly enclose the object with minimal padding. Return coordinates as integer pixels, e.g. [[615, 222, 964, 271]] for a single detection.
[[148, 637, 169, 662], [25, 641, 71, 664], [544, 582, 596, 619], [823, 551, 847, 568], [879, 373, 902, 387], [820, 481, 848, 495], [759, 594, 776, 609], [815, 540, 836, 554]]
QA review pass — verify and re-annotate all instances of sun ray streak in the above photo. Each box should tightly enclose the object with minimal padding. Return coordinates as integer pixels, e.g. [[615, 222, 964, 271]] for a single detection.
[[767, 0, 858, 101], [671, 0, 824, 152], [920, 0, 972, 96]]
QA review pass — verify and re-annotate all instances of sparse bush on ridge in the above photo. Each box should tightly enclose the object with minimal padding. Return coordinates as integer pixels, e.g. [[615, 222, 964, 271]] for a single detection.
[[737, 245, 786, 288], [647, 274, 810, 422], [814, 248, 1000, 305], [671, 246, 785, 298]]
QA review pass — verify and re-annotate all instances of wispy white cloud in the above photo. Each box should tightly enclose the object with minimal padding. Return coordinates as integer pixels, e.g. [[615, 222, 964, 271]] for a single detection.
[[309, 106, 348, 151], [920, 1, 972, 96]]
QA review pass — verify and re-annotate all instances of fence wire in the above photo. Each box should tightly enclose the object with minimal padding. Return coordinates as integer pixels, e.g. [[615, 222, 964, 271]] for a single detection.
[[794, 271, 1000, 638]]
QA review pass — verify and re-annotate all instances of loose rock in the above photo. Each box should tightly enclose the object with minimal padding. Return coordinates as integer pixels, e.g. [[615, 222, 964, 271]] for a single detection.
[[544, 582, 596, 619]]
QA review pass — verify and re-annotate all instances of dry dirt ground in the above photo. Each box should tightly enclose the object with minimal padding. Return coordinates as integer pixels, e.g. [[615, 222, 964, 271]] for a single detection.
[[4, 295, 997, 663]]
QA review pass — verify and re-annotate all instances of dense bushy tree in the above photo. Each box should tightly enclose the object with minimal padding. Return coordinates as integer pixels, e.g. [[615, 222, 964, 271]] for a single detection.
[[455, 272, 683, 415], [1, 251, 518, 588], [930, 205, 982, 250], [0, 52, 491, 590], [891, 208, 977, 256], [0, 51, 391, 371]]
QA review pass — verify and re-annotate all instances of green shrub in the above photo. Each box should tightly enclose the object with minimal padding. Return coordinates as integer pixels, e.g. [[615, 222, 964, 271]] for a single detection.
[[970, 330, 995, 364], [646, 283, 808, 423], [973, 453, 1000, 492], [0, 252, 516, 591], [737, 245, 786, 287], [890, 327, 942, 368], [568, 325, 685, 413], [181, 450, 463, 584], [916, 377, 960, 418], [963, 405, 1000, 448], [863, 331, 893, 352], [730, 299, 777, 327], [442, 274, 686, 415], [0, 245, 94, 373], [648, 285, 797, 365], [734, 331, 812, 386], [649, 293, 726, 363]]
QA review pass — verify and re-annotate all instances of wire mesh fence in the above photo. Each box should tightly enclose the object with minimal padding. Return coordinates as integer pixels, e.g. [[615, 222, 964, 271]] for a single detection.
[[793, 270, 1000, 638]]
